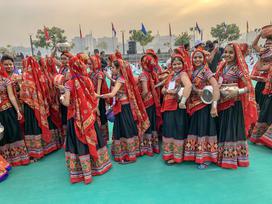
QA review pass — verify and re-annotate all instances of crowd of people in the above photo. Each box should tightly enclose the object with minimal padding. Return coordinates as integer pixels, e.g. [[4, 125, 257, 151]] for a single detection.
[[0, 27, 272, 185]]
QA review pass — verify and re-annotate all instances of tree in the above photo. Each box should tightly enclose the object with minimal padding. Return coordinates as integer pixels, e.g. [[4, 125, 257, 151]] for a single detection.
[[129, 30, 154, 52], [96, 41, 108, 51], [0, 46, 16, 57], [211, 23, 240, 42], [33, 26, 67, 49], [174, 32, 191, 46]]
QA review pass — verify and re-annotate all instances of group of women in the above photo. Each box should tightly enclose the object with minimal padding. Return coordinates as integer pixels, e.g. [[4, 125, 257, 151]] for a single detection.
[[0, 33, 271, 184], [250, 33, 272, 147]]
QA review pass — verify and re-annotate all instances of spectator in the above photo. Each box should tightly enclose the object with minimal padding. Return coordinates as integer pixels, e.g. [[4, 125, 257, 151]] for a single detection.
[[100, 51, 108, 69], [206, 40, 224, 73]]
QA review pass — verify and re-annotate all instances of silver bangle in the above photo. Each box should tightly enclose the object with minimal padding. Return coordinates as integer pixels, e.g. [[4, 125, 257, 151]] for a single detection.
[[180, 96, 187, 104], [212, 101, 217, 108], [238, 88, 247, 95]]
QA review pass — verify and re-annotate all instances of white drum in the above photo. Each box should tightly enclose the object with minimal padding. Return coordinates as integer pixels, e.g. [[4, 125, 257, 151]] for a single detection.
[[56, 42, 72, 52], [201, 85, 214, 104]]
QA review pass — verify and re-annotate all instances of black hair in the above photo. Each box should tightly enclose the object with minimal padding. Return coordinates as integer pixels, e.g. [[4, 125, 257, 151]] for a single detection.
[[184, 43, 190, 50], [206, 40, 212, 45], [94, 49, 99, 54], [266, 36, 272, 41], [1, 54, 14, 63], [213, 40, 219, 44], [113, 60, 120, 68], [100, 51, 105, 55], [171, 56, 184, 64]]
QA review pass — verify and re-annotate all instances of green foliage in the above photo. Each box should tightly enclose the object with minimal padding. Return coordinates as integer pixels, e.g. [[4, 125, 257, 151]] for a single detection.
[[211, 23, 240, 42], [174, 32, 191, 46], [33, 26, 67, 49], [129, 30, 154, 48]]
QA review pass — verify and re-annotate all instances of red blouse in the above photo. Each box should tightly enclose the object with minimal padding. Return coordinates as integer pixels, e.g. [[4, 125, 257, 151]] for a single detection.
[[161, 71, 186, 112], [138, 71, 155, 108], [217, 65, 243, 111], [0, 76, 12, 112], [188, 66, 214, 115], [89, 70, 109, 94]]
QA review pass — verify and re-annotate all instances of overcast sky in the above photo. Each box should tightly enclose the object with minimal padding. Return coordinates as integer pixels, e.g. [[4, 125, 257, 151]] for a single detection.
[[0, 0, 271, 47]]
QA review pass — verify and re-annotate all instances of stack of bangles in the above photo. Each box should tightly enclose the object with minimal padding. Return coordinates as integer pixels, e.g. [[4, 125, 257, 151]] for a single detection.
[[212, 101, 217, 108], [178, 96, 187, 105]]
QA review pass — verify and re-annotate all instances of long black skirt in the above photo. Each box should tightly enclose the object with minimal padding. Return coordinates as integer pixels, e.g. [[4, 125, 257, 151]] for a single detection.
[[184, 105, 218, 164], [98, 98, 109, 143], [0, 107, 29, 166], [217, 101, 249, 169], [111, 104, 140, 162], [255, 81, 266, 108], [251, 95, 272, 147], [145, 105, 156, 134], [141, 105, 160, 156], [24, 103, 59, 159], [257, 95, 272, 125], [65, 118, 112, 184], [61, 104, 67, 126], [162, 108, 189, 163]]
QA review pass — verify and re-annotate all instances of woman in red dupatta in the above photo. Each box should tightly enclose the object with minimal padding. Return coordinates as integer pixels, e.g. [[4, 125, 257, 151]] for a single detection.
[[145, 49, 163, 74], [184, 50, 220, 169], [60, 56, 111, 184], [53, 51, 73, 139], [161, 54, 192, 165], [0, 60, 29, 166], [138, 54, 162, 155], [250, 35, 272, 147], [20, 56, 59, 159], [88, 56, 109, 143], [39, 57, 63, 148], [215, 43, 257, 169], [99, 59, 150, 164], [1, 55, 22, 106]]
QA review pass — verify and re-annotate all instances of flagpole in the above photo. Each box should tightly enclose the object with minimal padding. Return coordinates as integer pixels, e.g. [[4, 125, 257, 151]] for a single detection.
[[29, 34, 34, 56], [111, 23, 115, 52], [246, 21, 249, 44], [121, 30, 125, 56], [112, 34, 115, 52], [169, 23, 172, 50], [193, 27, 196, 46], [79, 24, 83, 52]]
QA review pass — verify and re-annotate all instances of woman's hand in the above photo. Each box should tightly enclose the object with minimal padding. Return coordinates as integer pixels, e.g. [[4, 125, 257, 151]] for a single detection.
[[210, 106, 218, 118], [178, 102, 186, 109], [96, 107, 100, 116], [60, 95, 65, 104], [17, 111, 23, 120], [225, 89, 239, 99]]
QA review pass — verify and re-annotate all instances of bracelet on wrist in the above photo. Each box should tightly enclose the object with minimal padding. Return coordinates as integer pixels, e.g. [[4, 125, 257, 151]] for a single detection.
[[212, 101, 217, 108], [238, 88, 248, 95], [180, 96, 187, 104]]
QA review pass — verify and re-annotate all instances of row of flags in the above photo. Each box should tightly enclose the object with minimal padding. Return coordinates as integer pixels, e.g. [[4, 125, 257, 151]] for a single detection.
[[43, 20, 268, 43]]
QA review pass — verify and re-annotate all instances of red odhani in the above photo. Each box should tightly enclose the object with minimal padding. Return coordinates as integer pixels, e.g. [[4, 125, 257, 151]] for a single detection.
[[65, 56, 112, 184], [20, 57, 52, 142], [138, 54, 162, 155], [161, 54, 190, 163], [215, 43, 257, 169], [216, 44, 258, 137], [0, 64, 30, 166], [68, 56, 99, 160], [116, 59, 150, 138]]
